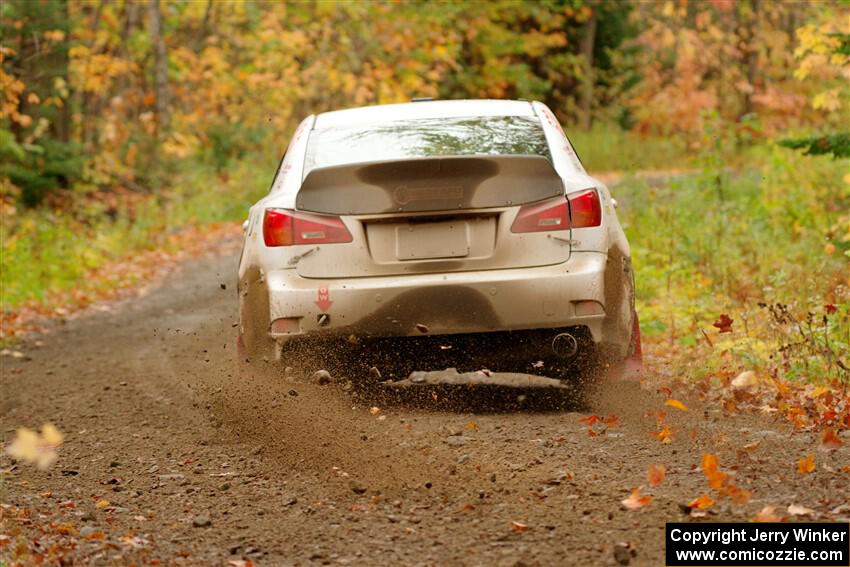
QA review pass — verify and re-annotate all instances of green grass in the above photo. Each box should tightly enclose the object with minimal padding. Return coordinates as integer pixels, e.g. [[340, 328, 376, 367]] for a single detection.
[[614, 143, 850, 382], [568, 123, 691, 172], [1, 153, 276, 311]]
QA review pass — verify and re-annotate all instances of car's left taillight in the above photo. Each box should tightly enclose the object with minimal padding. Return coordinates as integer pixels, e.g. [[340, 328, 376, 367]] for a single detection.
[[263, 208, 353, 247]]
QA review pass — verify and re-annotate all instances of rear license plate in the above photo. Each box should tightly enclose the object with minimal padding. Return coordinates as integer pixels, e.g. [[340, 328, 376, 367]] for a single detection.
[[395, 221, 470, 260]]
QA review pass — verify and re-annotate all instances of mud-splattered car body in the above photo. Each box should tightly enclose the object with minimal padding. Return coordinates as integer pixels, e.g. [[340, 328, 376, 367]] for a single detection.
[[238, 100, 639, 370]]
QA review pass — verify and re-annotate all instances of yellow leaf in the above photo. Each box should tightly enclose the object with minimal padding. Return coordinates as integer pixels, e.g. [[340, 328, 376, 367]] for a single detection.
[[95, 499, 111, 509], [665, 399, 688, 411], [809, 386, 830, 399], [797, 454, 816, 474], [41, 423, 64, 446]]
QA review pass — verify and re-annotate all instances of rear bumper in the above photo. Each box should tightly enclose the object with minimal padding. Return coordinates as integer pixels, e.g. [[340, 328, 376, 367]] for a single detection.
[[264, 252, 610, 342]]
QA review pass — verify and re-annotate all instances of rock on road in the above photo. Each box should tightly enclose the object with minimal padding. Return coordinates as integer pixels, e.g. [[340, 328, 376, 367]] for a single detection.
[[1, 253, 848, 566]]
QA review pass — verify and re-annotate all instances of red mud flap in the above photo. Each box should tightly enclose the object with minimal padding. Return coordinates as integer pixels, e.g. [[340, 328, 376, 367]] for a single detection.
[[622, 313, 643, 381]]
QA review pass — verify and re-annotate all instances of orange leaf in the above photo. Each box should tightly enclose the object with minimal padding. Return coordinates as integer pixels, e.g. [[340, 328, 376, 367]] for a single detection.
[[797, 454, 816, 474], [511, 521, 529, 532], [579, 415, 602, 426], [665, 399, 688, 411], [821, 428, 844, 450], [621, 488, 652, 510], [722, 484, 752, 505], [651, 426, 673, 444], [603, 415, 620, 428], [702, 453, 719, 477], [688, 494, 715, 510], [647, 464, 666, 487], [702, 453, 728, 490], [466, 421, 479, 431]]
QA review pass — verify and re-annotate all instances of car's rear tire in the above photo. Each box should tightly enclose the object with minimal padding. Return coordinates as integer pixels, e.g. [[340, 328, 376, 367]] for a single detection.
[[238, 266, 275, 361]]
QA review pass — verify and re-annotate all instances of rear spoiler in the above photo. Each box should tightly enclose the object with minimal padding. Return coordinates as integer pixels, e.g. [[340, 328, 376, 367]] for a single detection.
[[295, 155, 564, 215]]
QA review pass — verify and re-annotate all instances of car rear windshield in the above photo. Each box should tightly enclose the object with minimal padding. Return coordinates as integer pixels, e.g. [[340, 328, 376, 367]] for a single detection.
[[303, 115, 550, 176]]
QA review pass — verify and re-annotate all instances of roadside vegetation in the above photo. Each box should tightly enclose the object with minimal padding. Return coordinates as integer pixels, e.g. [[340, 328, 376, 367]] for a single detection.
[[1, 1, 848, 387]]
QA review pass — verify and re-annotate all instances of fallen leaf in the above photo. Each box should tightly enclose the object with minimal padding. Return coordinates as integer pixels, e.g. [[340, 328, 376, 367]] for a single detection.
[[731, 371, 758, 391], [603, 415, 620, 428], [665, 399, 688, 411], [713, 313, 733, 333], [647, 464, 666, 487], [466, 421, 478, 431], [787, 504, 815, 516], [722, 484, 752, 505], [621, 488, 652, 510], [821, 428, 844, 450], [95, 499, 111, 509], [369, 407, 381, 416], [651, 426, 673, 444], [809, 386, 831, 399], [511, 521, 529, 532], [688, 494, 715, 510], [579, 415, 602, 426], [702, 453, 728, 490], [797, 454, 816, 474], [4, 424, 64, 470], [754, 506, 782, 522]]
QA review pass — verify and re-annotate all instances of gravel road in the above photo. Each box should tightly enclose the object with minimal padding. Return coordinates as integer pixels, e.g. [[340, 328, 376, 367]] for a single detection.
[[2, 252, 847, 566]]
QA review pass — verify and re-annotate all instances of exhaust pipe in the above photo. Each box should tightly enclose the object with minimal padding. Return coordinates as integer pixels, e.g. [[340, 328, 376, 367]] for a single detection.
[[551, 332, 579, 359]]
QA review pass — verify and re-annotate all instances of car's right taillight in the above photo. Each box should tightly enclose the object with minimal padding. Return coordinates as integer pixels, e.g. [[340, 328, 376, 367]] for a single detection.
[[567, 189, 602, 228], [510, 189, 602, 233], [263, 208, 353, 247]]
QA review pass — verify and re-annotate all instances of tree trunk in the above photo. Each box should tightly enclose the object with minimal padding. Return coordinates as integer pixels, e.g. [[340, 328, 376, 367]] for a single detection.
[[80, 0, 106, 148], [51, 0, 71, 142], [148, 0, 169, 137], [579, 7, 597, 131], [741, 0, 760, 118]]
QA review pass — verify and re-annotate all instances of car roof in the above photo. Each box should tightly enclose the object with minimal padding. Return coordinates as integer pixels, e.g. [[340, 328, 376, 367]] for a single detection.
[[313, 99, 537, 129]]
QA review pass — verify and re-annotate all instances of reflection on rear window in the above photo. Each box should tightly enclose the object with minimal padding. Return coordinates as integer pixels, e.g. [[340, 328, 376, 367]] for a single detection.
[[304, 116, 550, 176]]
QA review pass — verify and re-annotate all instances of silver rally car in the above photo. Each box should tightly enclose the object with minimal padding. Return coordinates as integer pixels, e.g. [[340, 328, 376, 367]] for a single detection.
[[237, 99, 640, 376]]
